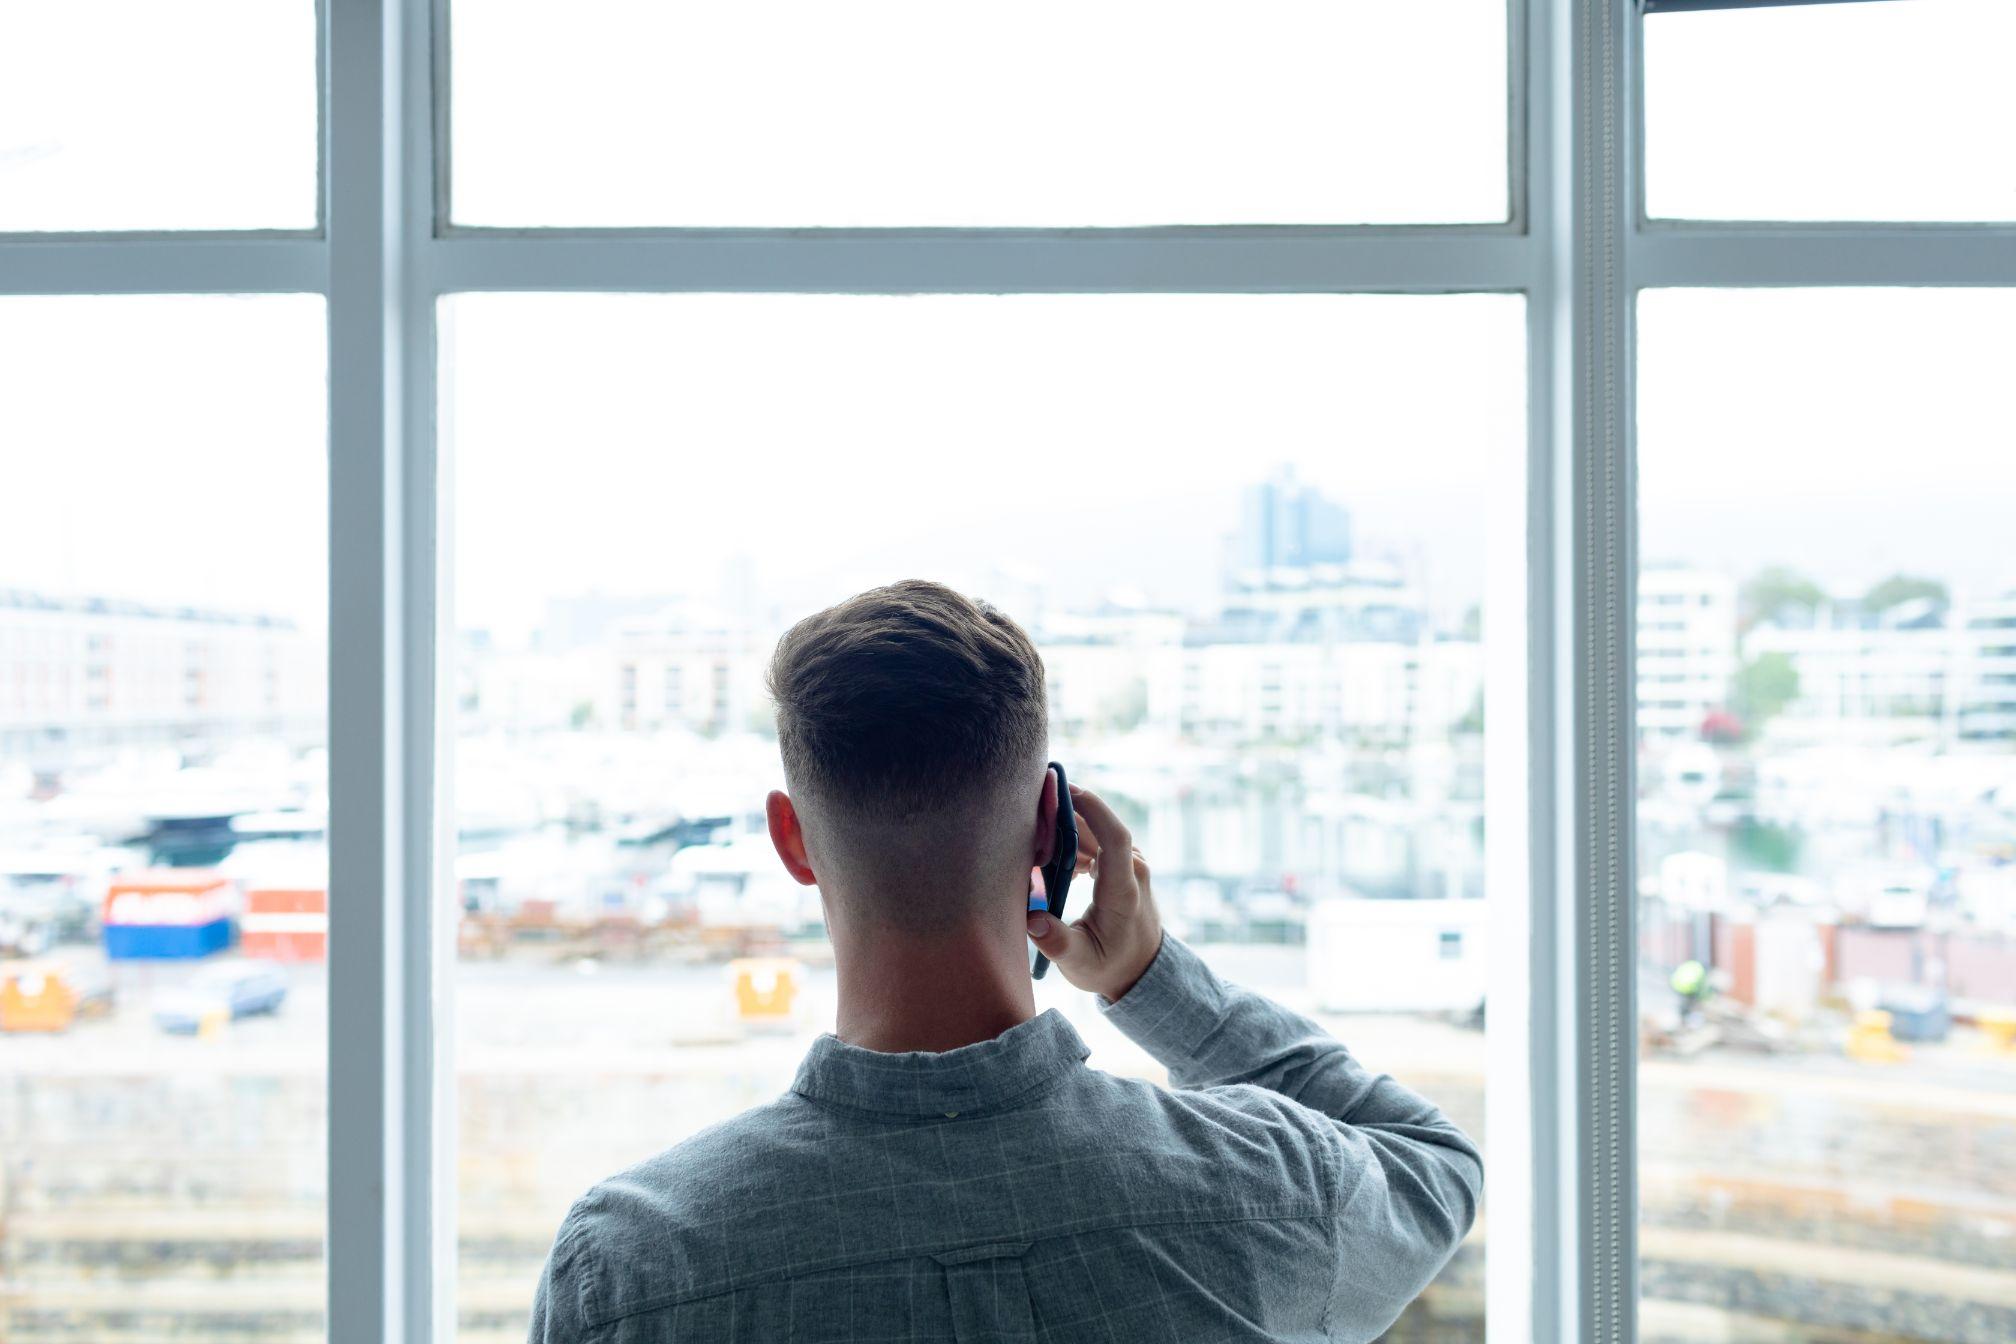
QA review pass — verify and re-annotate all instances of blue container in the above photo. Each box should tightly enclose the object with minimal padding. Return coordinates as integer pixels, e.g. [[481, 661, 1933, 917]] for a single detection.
[[104, 918, 233, 960], [1878, 988, 1951, 1043]]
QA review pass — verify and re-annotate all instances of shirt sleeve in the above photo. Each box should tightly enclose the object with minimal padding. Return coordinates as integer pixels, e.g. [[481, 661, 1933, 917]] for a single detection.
[[526, 1205, 595, 1344], [1098, 933, 1482, 1336]]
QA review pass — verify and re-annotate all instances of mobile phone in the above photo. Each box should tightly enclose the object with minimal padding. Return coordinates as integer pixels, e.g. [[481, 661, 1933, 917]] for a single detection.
[[1031, 761, 1077, 981]]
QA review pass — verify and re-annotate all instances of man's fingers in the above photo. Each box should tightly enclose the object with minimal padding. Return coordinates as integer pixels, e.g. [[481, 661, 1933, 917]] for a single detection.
[[1026, 911, 1093, 969], [1069, 785, 1133, 857], [1070, 785, 1140, 914]]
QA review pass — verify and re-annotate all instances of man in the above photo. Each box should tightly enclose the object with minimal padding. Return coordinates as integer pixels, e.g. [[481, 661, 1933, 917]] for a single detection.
[[1671, 958, 1713, 1027], [530, 581, 1480, 1342]]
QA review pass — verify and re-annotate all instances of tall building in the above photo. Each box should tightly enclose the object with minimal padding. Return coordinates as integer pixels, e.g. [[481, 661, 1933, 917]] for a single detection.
[[1235, 467, 1353, 578], [0, 590, 320, 759], [1637, 567, 1737, 738]]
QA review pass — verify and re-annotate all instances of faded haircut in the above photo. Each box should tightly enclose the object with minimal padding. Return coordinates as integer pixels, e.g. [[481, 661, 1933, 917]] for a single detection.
[[768, 580, 1048, 819]]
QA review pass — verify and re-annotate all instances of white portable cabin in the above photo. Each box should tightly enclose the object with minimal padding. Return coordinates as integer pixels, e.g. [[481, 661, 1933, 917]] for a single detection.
[[1307, 897, 1487, 1014]]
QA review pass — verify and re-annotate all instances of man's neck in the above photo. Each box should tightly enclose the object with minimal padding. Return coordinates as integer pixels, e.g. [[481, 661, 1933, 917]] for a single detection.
[[831, 916, 1036, 1055]]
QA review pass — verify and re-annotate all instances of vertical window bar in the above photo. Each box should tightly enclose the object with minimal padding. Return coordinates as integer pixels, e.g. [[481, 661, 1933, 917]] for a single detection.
[[1506, 0, 1566, 1338], [1566, 1, 1639, 1342], [326, 0, 428, 1338], [405, 1, 453, 1341]]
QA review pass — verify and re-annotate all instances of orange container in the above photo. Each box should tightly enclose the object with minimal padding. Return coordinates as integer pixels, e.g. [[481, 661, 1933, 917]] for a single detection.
[[242, 887, 328, 962]]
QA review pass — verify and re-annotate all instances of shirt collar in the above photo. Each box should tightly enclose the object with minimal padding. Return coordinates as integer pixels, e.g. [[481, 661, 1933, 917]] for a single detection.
[[791, 1009, 1090, 1119]]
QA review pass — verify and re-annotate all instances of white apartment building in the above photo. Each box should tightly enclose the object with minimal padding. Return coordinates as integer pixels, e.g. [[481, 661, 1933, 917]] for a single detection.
[[0, 590, 321, 759], [1637, 567, 1737, 738], [1145, 639, 1481, 745], [1733, 588, 2016, 745], [583, 578, 1483, 750], [1742, 618, 1957, 741], [607, 600, 767, 736], [1042, 634, 1481, 746], [1958, 584, 2016, 742]]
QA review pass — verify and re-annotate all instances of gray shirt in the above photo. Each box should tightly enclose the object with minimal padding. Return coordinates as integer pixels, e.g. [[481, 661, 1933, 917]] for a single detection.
[[528, 935, 1482, 1342]]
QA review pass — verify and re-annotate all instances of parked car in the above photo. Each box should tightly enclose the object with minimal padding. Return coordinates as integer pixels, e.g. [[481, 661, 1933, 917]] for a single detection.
[[152, 961, 288, 1034]]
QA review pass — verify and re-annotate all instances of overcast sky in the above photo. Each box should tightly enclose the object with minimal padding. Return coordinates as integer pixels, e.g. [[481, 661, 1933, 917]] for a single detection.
[[2, 0, 2012, 638]]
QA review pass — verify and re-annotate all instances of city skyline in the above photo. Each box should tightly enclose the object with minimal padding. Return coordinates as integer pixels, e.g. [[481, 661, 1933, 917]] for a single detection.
[[7, 288, 2014, 642]]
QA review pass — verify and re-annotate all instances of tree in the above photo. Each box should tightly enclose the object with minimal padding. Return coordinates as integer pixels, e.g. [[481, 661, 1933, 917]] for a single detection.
[[1740, 567, 1825, 632], [1732, 651, 1799, 733], [1862, 573, 1949, 618]]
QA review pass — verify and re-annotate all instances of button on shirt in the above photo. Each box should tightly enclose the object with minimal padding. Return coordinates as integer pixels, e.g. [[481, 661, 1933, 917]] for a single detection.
[[528, 936, 1482, 1343]]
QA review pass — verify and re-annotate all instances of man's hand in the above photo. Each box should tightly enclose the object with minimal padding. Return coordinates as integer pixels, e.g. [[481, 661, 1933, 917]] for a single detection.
[[1026, 783, 1164, 1002]]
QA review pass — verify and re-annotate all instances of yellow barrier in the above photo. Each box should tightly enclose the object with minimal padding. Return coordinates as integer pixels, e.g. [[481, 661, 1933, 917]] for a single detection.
[[1846, 1009, 1909, 1064], [729, 957, 801, 1027]]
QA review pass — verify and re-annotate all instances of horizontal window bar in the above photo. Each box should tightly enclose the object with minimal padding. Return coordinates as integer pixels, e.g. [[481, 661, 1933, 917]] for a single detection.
[[422, 229, 1539, 295], [1633, 224, 2016, 288], [0, 237, 326, 295]]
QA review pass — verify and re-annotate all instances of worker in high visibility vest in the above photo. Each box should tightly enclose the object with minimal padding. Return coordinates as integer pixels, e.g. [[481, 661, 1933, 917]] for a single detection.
[[1671, 958, 1712, 1026]]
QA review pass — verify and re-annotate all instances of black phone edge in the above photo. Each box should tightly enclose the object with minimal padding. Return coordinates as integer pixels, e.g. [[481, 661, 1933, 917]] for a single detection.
[[1032, 761, 1076, 981]]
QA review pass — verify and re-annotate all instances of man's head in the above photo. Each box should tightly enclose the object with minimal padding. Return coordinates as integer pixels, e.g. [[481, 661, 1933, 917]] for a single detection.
[[765, 581, 1056, 930]]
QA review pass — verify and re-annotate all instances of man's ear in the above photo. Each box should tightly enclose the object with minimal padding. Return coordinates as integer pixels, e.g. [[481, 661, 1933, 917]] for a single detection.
[[766, 790, 819, 886], [1031, 765, 1059, 868]]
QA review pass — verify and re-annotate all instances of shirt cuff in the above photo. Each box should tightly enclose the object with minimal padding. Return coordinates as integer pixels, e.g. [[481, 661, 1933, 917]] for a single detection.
[[1095, 934, 1230, 1066]]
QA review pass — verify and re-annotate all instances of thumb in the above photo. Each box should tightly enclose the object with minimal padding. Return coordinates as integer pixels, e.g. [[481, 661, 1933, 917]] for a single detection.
[[1026, 911, 1093, 970]]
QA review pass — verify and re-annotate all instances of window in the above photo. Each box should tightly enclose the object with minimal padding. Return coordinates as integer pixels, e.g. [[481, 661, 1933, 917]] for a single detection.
[[1637, 289, 2016, 1342], [9, 2, 2013, 1341], [0, 296, 327, 1338], [446, 291, 1519, 1338], [450, 0, 1509, 227], [1642, 0, 2016, 222], [0, 1, 318, 231]]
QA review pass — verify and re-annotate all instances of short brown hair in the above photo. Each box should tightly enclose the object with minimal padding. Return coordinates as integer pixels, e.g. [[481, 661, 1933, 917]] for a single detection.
[[768, 581, 1048, 817]]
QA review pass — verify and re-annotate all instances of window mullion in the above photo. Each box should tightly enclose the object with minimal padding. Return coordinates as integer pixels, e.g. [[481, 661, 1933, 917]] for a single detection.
[[326, 0, 431, 1339], [1549, 0, 1639, 1341], [403, 0, 452, 1339]]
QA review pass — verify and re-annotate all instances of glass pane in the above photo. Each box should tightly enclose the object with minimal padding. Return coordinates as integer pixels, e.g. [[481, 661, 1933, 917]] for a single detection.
[[1636, 289, 2016, 1343], [450, 1, 1508, 227], [1644, 0, 2016, 221], [0, 1, 318, 231], [445, 293, 1522, 1339], [0, 297, 327, 1339]]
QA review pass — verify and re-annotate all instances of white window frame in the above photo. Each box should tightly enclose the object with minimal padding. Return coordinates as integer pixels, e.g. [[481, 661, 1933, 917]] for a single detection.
[[2, 2, 2012, 1340]]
